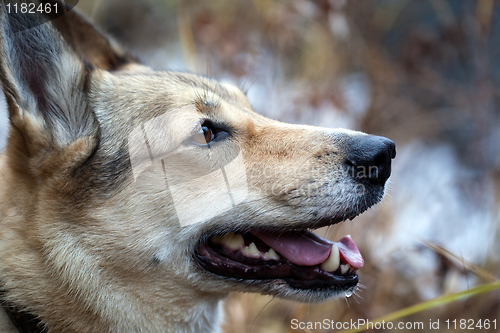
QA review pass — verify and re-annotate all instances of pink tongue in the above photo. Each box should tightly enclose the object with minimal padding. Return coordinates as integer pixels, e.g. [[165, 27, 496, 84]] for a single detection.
[[252, 230, 331, 266], [251, 231, 364, 268], [338, 236, 364, 268]]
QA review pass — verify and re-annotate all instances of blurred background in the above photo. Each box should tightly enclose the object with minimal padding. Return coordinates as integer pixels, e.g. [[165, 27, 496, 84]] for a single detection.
[[1, 0, 499, 331]]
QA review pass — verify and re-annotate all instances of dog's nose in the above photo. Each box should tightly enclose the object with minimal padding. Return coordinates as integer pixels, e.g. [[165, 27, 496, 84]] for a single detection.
[[345, 135, 396, 185]]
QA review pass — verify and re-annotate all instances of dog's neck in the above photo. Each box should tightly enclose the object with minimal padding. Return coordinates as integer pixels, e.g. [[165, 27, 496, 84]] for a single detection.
[[0, 291, 223, 333], [177, 299, 224, 333]]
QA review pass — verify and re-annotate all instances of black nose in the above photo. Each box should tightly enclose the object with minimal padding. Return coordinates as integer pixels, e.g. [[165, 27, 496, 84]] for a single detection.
[[345, 135, 396, 185]]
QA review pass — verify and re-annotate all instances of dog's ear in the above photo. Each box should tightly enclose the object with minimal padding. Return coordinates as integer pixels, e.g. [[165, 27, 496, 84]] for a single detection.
[[0, 1, 99, 173], [42, 0, 137, 70]]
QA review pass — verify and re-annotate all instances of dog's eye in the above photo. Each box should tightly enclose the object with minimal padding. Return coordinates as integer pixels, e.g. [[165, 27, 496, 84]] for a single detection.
[[192, 126, 214, 144], [190, 120, 230, 146]]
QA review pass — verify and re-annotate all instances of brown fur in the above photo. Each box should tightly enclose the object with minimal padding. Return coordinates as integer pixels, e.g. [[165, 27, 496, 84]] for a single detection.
[[0, 1, 391, 332]]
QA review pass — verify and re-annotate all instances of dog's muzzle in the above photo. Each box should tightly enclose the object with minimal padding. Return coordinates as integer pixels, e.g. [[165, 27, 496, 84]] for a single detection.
[[194, 134, 396, 293]]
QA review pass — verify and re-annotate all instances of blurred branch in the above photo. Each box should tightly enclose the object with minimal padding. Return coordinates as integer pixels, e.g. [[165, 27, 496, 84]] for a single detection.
[[177, 0, 198, 72], [89, 0, 103, 19], [429, 0, 455, 26], [424, 240, 498, 283], [476, 0, 495, 35], [252, 0, 273, 18], [372, 0, 411, 33]]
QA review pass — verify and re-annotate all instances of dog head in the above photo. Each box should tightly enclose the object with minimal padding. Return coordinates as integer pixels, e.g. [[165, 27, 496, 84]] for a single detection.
[[0, 0, 395, 330]]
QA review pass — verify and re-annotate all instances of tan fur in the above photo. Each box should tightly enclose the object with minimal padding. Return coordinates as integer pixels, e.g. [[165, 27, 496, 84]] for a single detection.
[[0, 1, 392, 332]]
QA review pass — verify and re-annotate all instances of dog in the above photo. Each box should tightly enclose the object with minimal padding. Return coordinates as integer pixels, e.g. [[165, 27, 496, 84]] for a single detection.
[[0, 1, 395, 332]]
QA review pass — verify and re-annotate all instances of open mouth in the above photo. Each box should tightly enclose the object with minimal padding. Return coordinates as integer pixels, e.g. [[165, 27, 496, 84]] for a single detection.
[[195, 229, 363, 290]]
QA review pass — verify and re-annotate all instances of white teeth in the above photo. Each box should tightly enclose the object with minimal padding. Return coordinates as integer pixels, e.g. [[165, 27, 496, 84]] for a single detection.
[[340, 263, 351, 275], [241, 242, 262, 257], [321, 244, 340, 272], [263, 248, 280, 260], [210, 232, 244, 250], [224, 233, 244, 249], [210, 234, 281, 261]]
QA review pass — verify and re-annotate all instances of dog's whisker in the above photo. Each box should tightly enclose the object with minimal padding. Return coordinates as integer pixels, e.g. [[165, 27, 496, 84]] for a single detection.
[[250, 296, 276, 332]]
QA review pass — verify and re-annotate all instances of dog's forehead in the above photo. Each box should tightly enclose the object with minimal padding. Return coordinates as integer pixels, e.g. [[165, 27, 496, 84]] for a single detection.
[[93, 70, 253, 124]]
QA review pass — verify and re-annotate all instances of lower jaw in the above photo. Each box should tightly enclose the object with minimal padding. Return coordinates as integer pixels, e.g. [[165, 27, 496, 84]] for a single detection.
[[196, 242, 359, 291]]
